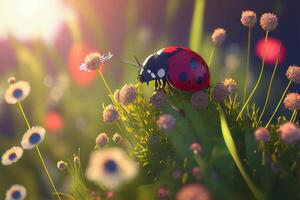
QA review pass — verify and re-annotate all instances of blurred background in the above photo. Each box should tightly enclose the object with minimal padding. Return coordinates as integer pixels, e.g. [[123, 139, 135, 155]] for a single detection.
[[0, 0, 299, 199]]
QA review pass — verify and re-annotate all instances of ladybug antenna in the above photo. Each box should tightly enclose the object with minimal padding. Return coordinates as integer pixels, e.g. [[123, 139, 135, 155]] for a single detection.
[[134, 56, 142, 67], [122, 60, 141, 68]]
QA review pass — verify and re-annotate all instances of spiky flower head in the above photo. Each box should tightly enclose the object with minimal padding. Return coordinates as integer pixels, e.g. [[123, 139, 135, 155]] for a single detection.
[[211, 28, 226, 45], [112, 133, 122, 144], [191, 91, 208, 109], [114, 84, 137, 105], [176, 183, 211, 200], [260, 13, 278, 32], [223, 78, 237, 95], [96, 132, 109, 148], [190, 142, 202, 155], [286, 65, 300, 83], [278, 122, 300, 144], [103, 104, 118, 124], [283, 93, 300, 111], [157, 114, 176, 130], [241, 10, 257, 27], [211, 81, 230, 103], [150, 90, 167, 109], [80, 52, 113, 72], [57, 161, 67, 171], [7, 77, 16, 84], [254, 127, 270, 142]]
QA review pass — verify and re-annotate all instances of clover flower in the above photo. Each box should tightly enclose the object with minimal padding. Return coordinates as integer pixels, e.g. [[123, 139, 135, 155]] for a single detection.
[[286, 65, 300, 83], [211, 28, 226, 45], [241, 10, 257, 27], [211, 81, 230, 103], [85, 148, 138, 190], [157, 114, 176, 130], [5, 184, 27, 200], [80, 52, 113, 72], [103, 104, 118, 124], [176, 183, 211, 200], [190, 142, 202, 155], [150, 90, 167, 109], [1, 146, 23, 166], [191, 91, 208, 109], [4, 80, 31, 104], [278, 122, 300, 144], [283, 93, 300, 111], [57, 161, 67, 171], [260, 13, 278, 32], [96, 133, 109, 148], [114, 84, 137, 105], [112, 133, 122, 144], [254, 127, 270, 142], [157, 186, 170, 199], [223, 78, 237, 95], [21, 126, 46, 149]]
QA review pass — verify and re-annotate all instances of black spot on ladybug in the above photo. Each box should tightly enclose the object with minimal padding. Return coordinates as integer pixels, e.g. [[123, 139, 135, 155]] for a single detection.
[[189, 58, 198, 69], [179, 72, 188, 81], [197, 76, 203, 84]]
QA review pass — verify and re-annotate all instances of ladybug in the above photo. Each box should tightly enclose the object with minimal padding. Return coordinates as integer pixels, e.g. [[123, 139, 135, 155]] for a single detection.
[[133, 46, 210, 92]]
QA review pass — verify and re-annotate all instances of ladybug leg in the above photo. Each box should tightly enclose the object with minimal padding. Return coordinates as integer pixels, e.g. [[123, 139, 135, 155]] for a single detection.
[[166, 80, 173, 90], [161, 79, 167, 92], [158, 79, 162, 87], [154, 80, 159, 91]]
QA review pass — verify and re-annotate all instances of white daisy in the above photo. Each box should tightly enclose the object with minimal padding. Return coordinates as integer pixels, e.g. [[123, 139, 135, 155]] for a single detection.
[[5, 184, 27, 200], [85, 147, 138, 190], [1, 146, 23, 166], [4, 81, 31, 104], [21, 126, 46, 149]]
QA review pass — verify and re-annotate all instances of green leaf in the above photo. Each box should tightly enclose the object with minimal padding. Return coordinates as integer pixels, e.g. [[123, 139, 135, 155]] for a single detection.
[[218, 105, 264, 200]]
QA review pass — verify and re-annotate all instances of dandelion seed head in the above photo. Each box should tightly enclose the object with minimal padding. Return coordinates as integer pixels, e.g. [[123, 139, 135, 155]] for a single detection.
[[4, 81, 31, 104], [157, 114, 176, 130], [7, 77, 16, 85], [190, 142, 202, 155], [1, 146, 23, 166], [57, 161, 67, 171], [254, 127, 270, 142], [150, 90, 167, 109], [286, 65, 300, 84], [21, 126, 46, 149], [283, 93, 300, 111], [116, 84, 137, 105], [191, 91, 208, 109], [223, 78, 237, 95], [112, 133, 122, 144], [211, 28, 226, 45], [85, 148, 138, 189], [176, 183, 211, 200], [278, 122, 300, 144], [211, 81, 230, 103], [103, 104, 118, 124], [157, 186, 170, 199], [5, 184, 27, 200], [96, 133, 109, 149], [260, 13, 278, 32], [241, 10, 257, 27]]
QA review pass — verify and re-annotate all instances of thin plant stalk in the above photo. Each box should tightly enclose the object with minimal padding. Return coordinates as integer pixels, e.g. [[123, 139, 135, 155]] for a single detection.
[[236, 31, 269, 120], [243, 26, 252, 104], [17, 102, 62, 200], [97, 69, 115, 103], [265, 80, 292, 128], [259, 45, 282, 121], [208, 45, 216, 67], [290, 110, 297, 122]]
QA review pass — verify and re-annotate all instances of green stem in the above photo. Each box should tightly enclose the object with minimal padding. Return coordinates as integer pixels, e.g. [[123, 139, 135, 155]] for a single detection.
[[17, 102, 62, 200], [236, 31, 269, 121], [97, 69, 116, 104], [259, 45, 282, 122], [290, 110, 297, 122], [243, 27, 252, 104], [208, 45, 216, 67], [265, 80, 292, 128]]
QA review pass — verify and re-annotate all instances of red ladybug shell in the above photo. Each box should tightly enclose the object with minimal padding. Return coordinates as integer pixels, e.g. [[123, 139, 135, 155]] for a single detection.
[[163, 46, 210, 92]]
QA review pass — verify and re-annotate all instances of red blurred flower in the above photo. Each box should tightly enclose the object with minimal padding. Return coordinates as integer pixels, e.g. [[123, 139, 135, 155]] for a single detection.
[[256, 37, 285, 65], [44, 112, 64, 133], [68, 43, 104, 87]]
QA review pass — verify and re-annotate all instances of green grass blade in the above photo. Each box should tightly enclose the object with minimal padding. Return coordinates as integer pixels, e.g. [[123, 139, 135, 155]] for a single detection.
[[189, 0, 206, 52], [218, 105, 264, 200]]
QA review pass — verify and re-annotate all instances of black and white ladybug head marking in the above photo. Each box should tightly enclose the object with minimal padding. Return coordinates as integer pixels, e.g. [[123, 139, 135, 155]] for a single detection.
[[138, 53, 167, 83]]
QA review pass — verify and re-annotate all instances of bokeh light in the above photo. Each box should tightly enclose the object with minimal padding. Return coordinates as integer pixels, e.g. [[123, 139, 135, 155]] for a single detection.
[[44, 112, 64, 133]]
